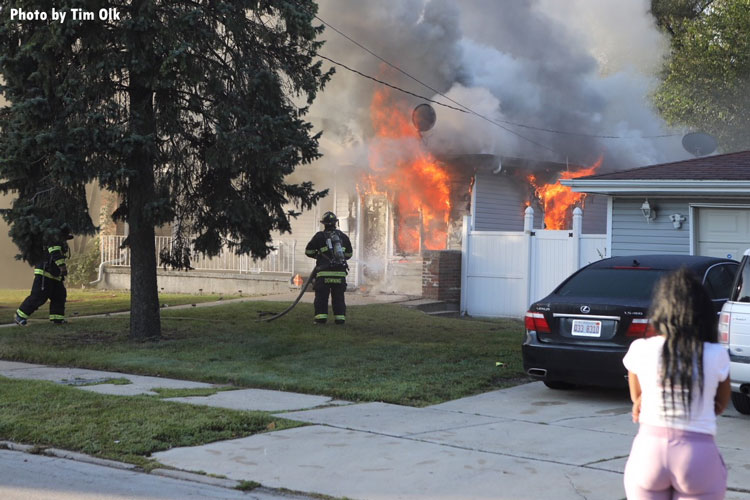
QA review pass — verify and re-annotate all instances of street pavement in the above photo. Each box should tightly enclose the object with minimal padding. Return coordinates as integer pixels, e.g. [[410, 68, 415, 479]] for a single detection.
[[0, 448, 312, 500], [1, 360, 749, 500]]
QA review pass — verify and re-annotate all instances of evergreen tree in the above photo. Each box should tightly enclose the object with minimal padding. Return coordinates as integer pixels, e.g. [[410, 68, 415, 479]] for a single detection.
[[0, 1, 332, 339], [651, 0, 750, 151]]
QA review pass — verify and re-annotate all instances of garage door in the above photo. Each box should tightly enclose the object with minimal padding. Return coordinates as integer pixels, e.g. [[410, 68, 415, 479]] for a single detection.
[[697, 207, 750, 260]]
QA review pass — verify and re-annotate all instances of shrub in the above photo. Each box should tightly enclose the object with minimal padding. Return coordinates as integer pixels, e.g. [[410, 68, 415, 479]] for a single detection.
[[66, 237, 101, 288]]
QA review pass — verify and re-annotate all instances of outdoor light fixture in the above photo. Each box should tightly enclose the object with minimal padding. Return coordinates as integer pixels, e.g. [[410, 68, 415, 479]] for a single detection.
[[670, 213, 686, 229], [640, 199, 656, 223]]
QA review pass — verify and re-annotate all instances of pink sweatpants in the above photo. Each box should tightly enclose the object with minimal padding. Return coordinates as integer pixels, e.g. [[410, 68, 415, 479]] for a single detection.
[[624, 424, 727, 500]]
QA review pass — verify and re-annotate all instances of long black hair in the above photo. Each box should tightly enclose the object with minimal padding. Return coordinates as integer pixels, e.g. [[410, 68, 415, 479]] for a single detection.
[[648, 267, 718, 416]]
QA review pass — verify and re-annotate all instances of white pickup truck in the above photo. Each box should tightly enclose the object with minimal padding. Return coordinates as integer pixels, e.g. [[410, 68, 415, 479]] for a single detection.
[[718, 248, 750, 415]]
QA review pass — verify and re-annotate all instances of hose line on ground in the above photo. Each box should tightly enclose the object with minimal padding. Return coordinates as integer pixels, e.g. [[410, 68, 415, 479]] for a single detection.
[[258, 267, 320, 322]]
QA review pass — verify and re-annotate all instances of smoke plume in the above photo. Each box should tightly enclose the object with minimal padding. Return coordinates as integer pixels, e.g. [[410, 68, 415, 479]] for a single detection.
[[310, 0, 687, 170]]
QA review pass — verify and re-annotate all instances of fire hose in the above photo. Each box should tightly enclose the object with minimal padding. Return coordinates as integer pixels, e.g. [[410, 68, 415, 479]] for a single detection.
[[258, 266, 322, 322]]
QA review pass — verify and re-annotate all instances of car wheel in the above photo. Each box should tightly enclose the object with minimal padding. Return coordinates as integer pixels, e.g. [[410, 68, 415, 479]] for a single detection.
[[731, 392, 750, 415], [543, 380, 576, 390]]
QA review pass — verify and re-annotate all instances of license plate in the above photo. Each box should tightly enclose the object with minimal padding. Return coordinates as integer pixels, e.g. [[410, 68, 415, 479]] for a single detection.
[[571, 319, 602, 337]]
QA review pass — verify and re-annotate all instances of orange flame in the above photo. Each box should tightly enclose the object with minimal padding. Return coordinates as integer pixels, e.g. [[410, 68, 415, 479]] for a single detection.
[[528, 156, 603, 230], [364, 88, 451, 252]]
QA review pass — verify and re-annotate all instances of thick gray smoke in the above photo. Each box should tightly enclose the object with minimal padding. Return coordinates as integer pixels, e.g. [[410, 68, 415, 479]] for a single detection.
[[310, 0, 689, 170]]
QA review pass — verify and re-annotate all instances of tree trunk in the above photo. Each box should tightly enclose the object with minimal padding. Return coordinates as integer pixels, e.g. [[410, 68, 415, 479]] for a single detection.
[[128, 164, 161, 340], [127, 7, 161, 340]]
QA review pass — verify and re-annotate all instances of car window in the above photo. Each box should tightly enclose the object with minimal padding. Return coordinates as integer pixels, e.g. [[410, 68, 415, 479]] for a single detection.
[[555, 268, 666, 300], [703, 263, 738, 300], [732, 257, 750, 302]]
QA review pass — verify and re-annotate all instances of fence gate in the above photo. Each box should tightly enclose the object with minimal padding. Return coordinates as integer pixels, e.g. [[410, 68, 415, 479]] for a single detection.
[[461, 207, 607, 318], [529, 230, 579, 304]]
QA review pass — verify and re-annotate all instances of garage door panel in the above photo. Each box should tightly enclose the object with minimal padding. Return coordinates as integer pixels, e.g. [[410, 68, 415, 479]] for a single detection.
[[697, 208, 750, 259], [696, 242, 746, 260], [702, 213, 742, 234]]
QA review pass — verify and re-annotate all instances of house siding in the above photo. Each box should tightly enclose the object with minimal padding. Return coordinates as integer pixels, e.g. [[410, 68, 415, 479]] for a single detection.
[[474, 172, 606, 233], [611, 197, 750, 256], [581, 194, 607, 234], [473, 172, 541, 231], [611, 198, 691, 255]]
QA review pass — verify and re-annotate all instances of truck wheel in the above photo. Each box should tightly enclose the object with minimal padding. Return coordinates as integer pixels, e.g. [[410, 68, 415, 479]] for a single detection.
[[731, 392, 750, 415]]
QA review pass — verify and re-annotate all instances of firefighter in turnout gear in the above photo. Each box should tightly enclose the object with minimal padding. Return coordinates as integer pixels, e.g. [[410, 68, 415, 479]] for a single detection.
[[305, 212, 353, 324], [15, 225, 74, 325]]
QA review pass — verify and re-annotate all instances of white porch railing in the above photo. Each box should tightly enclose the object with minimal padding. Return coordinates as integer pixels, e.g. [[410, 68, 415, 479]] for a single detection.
[[100, 235, 296, 275]]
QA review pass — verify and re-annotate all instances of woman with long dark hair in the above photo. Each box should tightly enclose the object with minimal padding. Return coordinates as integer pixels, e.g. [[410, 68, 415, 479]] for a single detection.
[[623, 268, 731, 499]]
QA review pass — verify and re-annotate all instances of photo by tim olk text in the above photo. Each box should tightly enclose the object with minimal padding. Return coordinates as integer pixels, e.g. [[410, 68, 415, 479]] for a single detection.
[[8, 7, 121, 23]]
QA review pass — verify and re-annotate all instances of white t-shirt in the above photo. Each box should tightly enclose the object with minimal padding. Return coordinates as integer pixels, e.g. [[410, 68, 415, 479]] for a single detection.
[[623, 336, 730, 435]]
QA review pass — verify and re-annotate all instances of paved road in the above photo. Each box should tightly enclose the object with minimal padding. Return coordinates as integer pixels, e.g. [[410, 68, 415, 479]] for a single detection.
[[0, 449, 314, 500]]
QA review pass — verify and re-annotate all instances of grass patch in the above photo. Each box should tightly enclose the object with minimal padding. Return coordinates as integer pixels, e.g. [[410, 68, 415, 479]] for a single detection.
[[0, 377, 301, 467], [0, 301, 528, 406], [70, 377, 132, 387], [236, 480, 261, 491], [0, 289, 223, 323], [152, 387, 235, 399]]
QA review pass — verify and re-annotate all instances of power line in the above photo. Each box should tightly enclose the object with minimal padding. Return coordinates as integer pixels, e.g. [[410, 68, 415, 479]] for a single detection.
[[318, 54, 559, 153], [312, 14, 559, 153], [317, 55, 468, 114], [317, 53, 559, 153], [310, 7, 679, 142]]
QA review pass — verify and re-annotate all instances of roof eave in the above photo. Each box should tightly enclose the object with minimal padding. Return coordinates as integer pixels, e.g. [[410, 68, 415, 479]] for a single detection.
[[560, 179, 750, 196]]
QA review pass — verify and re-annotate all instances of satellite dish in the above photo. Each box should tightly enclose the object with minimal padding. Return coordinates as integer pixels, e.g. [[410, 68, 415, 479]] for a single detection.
[[682, 132, 717, 157], [412, 103, 436, 132]]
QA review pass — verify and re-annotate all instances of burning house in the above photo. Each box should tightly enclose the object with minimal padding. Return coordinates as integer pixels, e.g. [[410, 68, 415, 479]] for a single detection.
[[289, 89, 607, 296], [292, 0, 685, 298], [91, 0, 680, 299], [94, 87, 609, 298]]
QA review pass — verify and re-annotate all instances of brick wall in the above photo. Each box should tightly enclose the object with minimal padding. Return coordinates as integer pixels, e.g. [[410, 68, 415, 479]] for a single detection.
[[422, 250, 462, 302]]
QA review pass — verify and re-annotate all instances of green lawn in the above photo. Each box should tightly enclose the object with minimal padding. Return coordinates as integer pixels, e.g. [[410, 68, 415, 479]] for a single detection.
[[0, 288, 223, 323], [0, 301, 528, 406], [0, 298, 526, 475], [0, 377, 301, 470]]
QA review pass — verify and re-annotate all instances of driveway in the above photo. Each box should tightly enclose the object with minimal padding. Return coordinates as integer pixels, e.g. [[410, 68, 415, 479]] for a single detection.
[[153, 382, 750, 500]]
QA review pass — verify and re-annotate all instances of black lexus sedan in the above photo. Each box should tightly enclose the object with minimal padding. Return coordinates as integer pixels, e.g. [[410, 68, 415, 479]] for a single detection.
[[522, 254, 738, 389]]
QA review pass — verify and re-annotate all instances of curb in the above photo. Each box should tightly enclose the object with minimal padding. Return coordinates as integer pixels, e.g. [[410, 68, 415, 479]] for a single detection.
[[151, 468, 241, 489], [45, 447, 138, 470], [0, 441, 319, 499]]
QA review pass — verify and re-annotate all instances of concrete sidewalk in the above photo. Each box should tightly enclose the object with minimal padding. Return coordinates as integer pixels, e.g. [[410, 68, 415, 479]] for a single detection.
[[2, 360, 749, 500]]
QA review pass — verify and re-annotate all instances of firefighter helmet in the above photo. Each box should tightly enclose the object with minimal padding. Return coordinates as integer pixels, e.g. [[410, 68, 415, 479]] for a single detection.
[[320, 211, 338, 227]]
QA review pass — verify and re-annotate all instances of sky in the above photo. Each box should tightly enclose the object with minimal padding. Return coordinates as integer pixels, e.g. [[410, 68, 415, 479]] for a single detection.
[[308, 0, 690, 172]]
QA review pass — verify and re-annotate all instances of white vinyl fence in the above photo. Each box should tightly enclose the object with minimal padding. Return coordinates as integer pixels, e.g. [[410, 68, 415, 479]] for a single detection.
[[100, 235, 296, 275], [460, 207, 607, 318]]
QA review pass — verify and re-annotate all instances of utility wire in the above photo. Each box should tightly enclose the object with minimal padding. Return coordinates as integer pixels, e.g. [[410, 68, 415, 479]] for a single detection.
[[316, 55, 468, 114], [318, 54, 559, 154], [311, 11, 559, 153], [309, 6, 679, 142]]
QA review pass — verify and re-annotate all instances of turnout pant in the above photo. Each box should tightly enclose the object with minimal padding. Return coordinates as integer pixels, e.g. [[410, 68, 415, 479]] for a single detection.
[[313, 276, 346, 324], [17, 275, 67, 322]]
